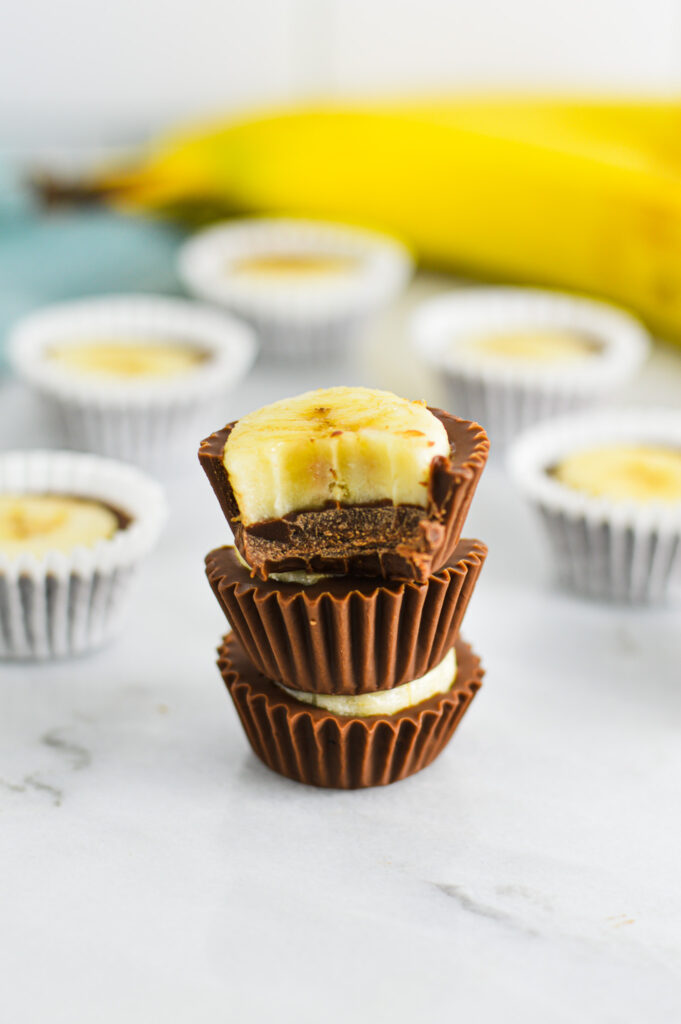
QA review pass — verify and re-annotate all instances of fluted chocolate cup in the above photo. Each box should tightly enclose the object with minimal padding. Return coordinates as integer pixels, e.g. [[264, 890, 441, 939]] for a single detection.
[[218, 634, 483, 789], [206, 538, 486, 694], [199, 409, 489, 583]]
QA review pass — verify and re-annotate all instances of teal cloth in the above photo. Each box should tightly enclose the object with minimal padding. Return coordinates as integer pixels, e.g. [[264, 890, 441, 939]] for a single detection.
[[0, 162, 186, 372]]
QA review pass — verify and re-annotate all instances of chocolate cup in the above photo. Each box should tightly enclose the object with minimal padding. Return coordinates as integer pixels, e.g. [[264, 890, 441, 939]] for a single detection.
[[218, 634, 483, 789], [206, 539, 486, 694], [198, 409, 489, 582]]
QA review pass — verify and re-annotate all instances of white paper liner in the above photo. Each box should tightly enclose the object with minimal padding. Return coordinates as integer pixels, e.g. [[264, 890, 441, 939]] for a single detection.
[[178, 218, 413, 358], [0, 450, 167, 659], [8, 295, 257, 466], [411, 288, 650, 451], [507, 408, 681, 603]]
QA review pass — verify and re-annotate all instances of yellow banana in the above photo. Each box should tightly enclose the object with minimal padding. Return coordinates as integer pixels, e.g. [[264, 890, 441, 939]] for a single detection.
[[92, 99, 681, 341]]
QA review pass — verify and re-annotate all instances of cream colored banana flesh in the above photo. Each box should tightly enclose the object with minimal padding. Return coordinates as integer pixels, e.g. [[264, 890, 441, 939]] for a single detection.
[[461, 328, 598, 364], [224, 386, 449, 525], [49, 340, 205, 378], [554, 445, 681, 502], [277, 647, 457, 717], [0, 495, 119, 558]]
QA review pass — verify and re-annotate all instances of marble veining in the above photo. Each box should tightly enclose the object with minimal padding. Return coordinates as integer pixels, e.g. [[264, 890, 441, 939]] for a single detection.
[[0, 725, 92, 808], [41, 727, 92, 771], [0, 773, 62, 806], [433, 881, 540, 935]]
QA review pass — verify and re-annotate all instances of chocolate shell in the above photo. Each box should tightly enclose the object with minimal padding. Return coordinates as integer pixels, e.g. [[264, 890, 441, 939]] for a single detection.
[[218, 634, 483, 789], [198, 409, 489, 582], [206, 539, 486, 694]]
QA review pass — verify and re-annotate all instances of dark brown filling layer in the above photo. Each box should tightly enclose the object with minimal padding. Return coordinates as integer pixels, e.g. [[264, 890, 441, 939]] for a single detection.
[[241, 502, 445, 578]]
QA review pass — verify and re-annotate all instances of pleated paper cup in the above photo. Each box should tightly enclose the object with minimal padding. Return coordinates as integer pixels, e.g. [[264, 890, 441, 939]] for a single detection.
[[218, 634, 483, 789], [412, 287, 650, 452], [508, 408, 681, 604], [8, 295, 257, 468], [179, 218, 413, 359], [0, 450, 167, 660], [206, 539, 486, 693]]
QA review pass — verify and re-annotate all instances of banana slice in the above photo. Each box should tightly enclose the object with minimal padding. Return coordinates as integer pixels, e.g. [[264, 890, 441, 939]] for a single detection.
[[462, 328, 598, 364], [277, 648, 457, 717], [0, 495, 120, 558], [48, 339, 206, 379], [553, 445, 681, 502], [224, 386, 450, 525], [229, 253, 358, 279]]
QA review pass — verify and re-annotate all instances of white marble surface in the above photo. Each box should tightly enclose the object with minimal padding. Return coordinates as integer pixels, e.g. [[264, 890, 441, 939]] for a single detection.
[[2, 280, 681, 1024]]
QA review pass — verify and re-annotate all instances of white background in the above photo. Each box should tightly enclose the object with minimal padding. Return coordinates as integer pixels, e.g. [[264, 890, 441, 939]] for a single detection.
[[2, 0, 681, 148]]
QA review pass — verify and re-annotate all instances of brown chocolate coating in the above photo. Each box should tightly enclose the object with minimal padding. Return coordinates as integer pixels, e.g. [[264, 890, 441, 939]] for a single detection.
[[198, 409, 489, 582], [218, 633, 483, 789], [206, 538, 487, 694]]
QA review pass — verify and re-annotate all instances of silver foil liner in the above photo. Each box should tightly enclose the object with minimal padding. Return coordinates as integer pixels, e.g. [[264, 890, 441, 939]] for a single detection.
[[412, 286, 650, 452], [0, 450, 167, 659], [508, 408, 681, 604], [9, 294, 256, 467], [179, 218, 413, 359]]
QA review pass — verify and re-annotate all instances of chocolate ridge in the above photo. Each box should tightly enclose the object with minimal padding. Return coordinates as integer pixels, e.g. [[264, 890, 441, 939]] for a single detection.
[[218, 633, 483, 789], [198, 409, 489, 582], [206, 538, 487, 694]]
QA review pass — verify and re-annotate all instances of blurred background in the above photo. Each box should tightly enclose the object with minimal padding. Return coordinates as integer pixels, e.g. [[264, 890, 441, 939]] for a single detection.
[[2, 0, 681, 471], [4, 0, 681, 362], [2, 0, 681, 430], [3, 0, 681, 152]]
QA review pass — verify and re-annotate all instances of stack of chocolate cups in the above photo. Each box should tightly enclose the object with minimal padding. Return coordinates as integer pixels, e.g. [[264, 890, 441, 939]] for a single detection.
[[199, 405, 490, 789]]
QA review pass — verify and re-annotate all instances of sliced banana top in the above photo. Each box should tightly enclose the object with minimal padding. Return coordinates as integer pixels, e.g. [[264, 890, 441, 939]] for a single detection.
[[224, 386, 450, 525], [0, 494, 121, 558], [460, 328, 599, 365], [553, 445, 681, 502], [277, 647, 457, 717], [229, 253, 358, 280], [48, 339, 208, 379]]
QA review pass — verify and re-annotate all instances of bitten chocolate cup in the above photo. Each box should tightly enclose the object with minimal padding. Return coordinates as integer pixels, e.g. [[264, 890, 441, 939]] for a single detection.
[[218, 634, 483, 789], [198, 409, 489, 583], [206, 538, 486, 694]]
